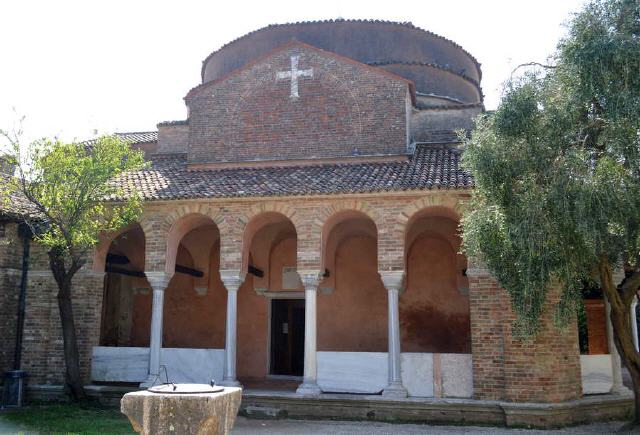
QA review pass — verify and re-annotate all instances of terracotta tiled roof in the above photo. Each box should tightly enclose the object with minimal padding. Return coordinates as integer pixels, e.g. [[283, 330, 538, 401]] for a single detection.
[[0, 175, 40, 220], [108, 144, 473, 202]]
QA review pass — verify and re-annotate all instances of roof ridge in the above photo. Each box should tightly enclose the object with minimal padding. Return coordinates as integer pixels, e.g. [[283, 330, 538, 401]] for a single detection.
[[200, 19, 481, 82], [114, 131, 157, 135], [416, 102, 484, 111]]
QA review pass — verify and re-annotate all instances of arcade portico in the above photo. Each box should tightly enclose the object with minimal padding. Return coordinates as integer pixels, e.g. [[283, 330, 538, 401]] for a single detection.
[[92, 193, 474, 399]]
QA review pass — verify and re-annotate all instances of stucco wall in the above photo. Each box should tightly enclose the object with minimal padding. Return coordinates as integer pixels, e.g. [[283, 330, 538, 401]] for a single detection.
[[162, 245, 226, 348], [402, 236, 470, 353], [318, 235, 388, 352], [584, 299, 608, 354], [237, 273, 269, 380]]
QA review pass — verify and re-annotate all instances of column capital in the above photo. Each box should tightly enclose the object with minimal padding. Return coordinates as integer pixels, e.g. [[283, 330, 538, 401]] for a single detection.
[[220, 270, 245, 292], [145, 271, 172, 292], [298, 270, 322, 291], [379, 270, 405, 292]]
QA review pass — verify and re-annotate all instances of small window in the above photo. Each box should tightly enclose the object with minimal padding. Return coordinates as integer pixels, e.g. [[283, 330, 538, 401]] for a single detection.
[[0, 223, 5, 238]]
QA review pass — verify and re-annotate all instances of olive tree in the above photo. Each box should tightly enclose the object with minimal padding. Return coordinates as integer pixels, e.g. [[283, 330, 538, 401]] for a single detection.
[[462, 0, 640, 425]]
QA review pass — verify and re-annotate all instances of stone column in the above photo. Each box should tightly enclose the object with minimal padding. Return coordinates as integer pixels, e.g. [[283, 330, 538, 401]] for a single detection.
[[221, 271, 243, 387], [380, 271, 407, 397], [142, 271, 171, 387], [631, 297, 639, 353], [296, 272, 322, 395]]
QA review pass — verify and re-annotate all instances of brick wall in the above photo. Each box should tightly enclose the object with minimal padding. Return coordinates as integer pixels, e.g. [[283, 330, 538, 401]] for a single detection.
[[469, 266, 582, 402], [157, 123, 188, 154], [186, 42, 410, 166], [12, 240, 106, 385], [411, 106, 482, 143], [0, 222, 22, 379]]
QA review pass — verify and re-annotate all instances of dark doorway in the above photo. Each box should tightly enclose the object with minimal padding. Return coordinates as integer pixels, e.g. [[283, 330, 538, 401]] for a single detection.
[[270, 299, 305, 376]]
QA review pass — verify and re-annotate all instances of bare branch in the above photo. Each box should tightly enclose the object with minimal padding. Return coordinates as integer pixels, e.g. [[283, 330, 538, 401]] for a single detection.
[[510, 62, 557, 78]]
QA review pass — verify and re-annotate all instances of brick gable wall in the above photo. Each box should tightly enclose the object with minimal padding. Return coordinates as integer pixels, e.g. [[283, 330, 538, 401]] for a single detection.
[[186, 44, 409, 165]]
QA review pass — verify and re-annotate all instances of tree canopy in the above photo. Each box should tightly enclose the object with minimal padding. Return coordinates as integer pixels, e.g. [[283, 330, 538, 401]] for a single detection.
[[0, 129, 147, 400], [3, 134, 146, 267], [462, 0, 640, 336]]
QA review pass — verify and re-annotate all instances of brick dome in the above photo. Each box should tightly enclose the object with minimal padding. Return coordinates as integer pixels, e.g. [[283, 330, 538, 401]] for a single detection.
[[201, 20, 482, 105]]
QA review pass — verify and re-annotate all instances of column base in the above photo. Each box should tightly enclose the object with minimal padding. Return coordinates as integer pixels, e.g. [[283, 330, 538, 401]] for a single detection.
[[296, 381, 322, 396], [382, 382, 408, 398], [220, 378, 242, 388]]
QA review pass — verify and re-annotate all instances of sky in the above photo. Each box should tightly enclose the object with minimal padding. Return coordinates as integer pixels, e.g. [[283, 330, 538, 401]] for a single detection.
[[0, 0, 589, 144]]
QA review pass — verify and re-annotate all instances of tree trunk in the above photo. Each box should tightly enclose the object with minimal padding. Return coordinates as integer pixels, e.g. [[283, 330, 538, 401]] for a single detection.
[[599, 259, 640, 428], [610, 305, 640, 427], [49, 252, 86, 401]]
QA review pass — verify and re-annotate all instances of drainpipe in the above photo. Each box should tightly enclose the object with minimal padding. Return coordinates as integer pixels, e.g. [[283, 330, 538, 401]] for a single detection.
[[2, 222, 31, 407], [13, 222, 31, 370]]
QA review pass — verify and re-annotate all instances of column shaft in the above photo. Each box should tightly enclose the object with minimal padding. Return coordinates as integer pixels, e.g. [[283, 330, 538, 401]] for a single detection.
[[142, 272, 170, 387], [387, 288, 402, 384], [380, 271, 407, 397], [223, 288, 239, 385], [148, 288, 165, 377], [297, 273, 321, 395], [221, 271, 242, 387]]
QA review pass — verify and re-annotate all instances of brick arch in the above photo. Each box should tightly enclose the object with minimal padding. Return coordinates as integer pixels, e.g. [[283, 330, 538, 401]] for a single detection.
[[399, 194, 464, 227], [162, 204, 223, 275], [163, 203, 224, 229], [240, 209, 298, 276], [313, 200, 379, 232], [242, 202, 302, 229], [92, 222, 146, 272], [319, 211, 378, 272], [314, 200, 382, 272], [399, 194, 466, 273]]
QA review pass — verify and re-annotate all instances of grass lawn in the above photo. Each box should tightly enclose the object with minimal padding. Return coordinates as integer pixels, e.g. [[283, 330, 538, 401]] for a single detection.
[[0, 403, 133, 434]]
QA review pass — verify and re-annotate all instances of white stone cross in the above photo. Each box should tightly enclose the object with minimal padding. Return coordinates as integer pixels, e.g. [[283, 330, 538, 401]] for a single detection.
[[276, 55, 313, 99]]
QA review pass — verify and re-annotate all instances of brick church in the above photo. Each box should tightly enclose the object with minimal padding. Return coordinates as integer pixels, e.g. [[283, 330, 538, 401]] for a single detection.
[[0, 20, 631, 425]]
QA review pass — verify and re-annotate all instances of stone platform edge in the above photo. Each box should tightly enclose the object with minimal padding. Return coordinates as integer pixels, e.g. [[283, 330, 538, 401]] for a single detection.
[[25, 385, 632, 429]]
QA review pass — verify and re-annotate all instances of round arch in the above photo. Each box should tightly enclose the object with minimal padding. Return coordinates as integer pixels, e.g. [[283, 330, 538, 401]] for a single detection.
[[165, 213, 220, 275], [93, 222, 145, 273], [241, 211, 298, 277], [320, 209, 378, 273]]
